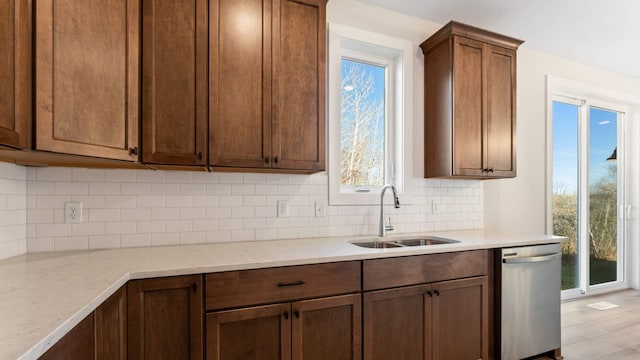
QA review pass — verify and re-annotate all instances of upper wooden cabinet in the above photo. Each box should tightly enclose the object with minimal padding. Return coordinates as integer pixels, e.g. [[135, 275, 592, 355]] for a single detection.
[[210, 0, 326, 172], [141, 0, 208, 166], [0, 0, 30, 149], [420, 21, 522, 179], [34, 0, 140, 161]]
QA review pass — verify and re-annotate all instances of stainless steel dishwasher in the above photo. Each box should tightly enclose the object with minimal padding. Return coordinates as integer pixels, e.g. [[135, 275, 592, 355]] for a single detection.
[[500, 243, 561, 360]]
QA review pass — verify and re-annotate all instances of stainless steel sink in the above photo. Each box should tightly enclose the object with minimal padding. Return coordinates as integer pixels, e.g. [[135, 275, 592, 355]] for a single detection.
[[352, 241, 403, 249], [394, 237, 458, 246], [352, 237, 459, 249]]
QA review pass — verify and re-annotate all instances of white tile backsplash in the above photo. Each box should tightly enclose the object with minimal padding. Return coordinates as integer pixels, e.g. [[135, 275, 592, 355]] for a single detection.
[[0, 165, 484, 256], [0, 163, 27, 260]]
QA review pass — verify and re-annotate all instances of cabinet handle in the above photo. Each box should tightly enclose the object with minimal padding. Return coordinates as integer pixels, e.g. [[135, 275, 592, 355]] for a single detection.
[[274, 156, 279, 164], [265, 156, 270, 164], [129, 147, 138, 156], [192, 282, 198, 293], [426, 290, 433, 297], [434, 289, 440, 296], [277, 280, 305, 287], [284, 311, 289, 320], [294, 310, 300, 318], [198, 152, 203, 160], [488, 168, 494, 173]]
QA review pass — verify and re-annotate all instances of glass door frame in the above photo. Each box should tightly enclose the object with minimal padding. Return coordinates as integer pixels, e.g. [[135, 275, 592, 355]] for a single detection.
[[548, 93, 629, 301]]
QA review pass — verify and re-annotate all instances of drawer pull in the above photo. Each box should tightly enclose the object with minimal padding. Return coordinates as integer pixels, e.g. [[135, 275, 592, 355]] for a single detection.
[[277, 280, 305, 287]]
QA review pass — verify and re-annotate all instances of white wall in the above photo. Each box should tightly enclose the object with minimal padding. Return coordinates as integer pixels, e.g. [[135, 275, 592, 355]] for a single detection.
[[0, 163, 27, 260]]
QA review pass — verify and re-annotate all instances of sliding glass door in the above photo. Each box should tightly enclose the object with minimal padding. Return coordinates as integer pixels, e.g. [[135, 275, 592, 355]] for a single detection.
[[552, 97, 626, 298]]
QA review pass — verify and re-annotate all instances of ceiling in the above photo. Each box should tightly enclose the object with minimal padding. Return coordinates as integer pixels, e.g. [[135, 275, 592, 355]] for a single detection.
[[359, 0, 640, 79]]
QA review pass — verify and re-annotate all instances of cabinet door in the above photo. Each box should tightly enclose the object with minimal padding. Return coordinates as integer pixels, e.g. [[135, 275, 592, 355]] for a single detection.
[[141, 0, 207, 166], [0, 0, 30, 149], [209, 0, 272, 168], [128, 275, 203, 359], [292, 294, 361, 360], [363, 285, 430, 360], [452, 36, 486, 177], [35, 0, 139, 161], [206, 303, 291, 360], [40, 315, 95, 360], [486, 45, 517, 177], [431, 276, 488, 360], [95, 286, 127, 360], [272, 0, 325, 171]]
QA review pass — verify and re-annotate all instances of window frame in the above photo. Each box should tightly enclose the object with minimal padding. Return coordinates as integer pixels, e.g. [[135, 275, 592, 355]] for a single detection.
[[328, 23, 413, 206]]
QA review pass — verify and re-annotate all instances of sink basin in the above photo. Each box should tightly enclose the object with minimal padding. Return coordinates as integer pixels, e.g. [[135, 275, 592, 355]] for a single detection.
[[394, 237, 459, 246], [352, 241, 402, 249], [352, 237, 459, 249]]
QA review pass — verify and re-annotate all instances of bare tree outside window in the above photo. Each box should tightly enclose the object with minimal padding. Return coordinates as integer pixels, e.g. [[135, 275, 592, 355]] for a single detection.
[[340, 59, 385, 190]]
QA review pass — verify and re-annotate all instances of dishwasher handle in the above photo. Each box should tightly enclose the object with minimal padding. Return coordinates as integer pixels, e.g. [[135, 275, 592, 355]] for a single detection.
[[503, 252, 560, 264]]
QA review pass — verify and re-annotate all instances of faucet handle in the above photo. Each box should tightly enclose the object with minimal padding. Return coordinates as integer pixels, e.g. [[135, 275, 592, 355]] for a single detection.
[[385, 217, 394, 232]]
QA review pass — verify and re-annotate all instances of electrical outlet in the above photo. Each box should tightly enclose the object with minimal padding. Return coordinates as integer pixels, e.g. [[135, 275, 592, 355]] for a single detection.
[[277, 200, 289, 217], [65, 202, 83, 224], [314, 201, 325, 217]]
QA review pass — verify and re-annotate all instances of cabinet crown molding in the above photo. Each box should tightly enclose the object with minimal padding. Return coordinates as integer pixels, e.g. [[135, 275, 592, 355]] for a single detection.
[[420, 20, 524, 54]]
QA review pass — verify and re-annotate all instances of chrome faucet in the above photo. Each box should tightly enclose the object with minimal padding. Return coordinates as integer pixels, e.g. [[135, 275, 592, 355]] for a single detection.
[[379, 184, 400, 237]]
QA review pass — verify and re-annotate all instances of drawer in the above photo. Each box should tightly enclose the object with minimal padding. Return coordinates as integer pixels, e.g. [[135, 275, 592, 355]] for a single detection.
[[205, 261, 361, 310], [363, 250, 488, 291]]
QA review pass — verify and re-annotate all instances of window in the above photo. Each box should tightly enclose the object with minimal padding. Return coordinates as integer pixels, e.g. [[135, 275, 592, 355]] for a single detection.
[[340, 56, 389, 192], [328, 23, 413, 205], [547, 76, 633, 299]]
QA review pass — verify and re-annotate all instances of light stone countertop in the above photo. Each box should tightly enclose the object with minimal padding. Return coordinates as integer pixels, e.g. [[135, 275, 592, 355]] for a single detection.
[[0, 229, 565, 360]]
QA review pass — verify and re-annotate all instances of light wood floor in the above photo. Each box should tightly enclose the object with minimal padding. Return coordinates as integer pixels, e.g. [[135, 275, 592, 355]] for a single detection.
[[561, 289, 640, 359]]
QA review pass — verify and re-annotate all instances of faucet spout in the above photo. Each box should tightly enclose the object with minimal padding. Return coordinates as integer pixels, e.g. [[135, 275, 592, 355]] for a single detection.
[[379, 184, 400, 237]]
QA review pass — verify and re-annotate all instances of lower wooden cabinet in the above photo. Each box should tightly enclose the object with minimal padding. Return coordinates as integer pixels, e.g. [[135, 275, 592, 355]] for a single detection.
[[38, 254, 494, 360], [433, 277, 488, 359], [95, 286, 127, 359], [364, 276, 488, 360], [127, 275, 204, 360], [363, 285, 428, 360], [206, 294, 361, 360], [40, 314, 95, 360], [40, 286, 127, 360]]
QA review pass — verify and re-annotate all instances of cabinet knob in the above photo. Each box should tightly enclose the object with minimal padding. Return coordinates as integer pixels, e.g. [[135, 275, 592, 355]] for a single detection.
[[294, 310, 300, 318], [265, 156, 270, 164], [273, 156, 279, 164], [434, 289, 440, 296], [198, 152, 203, 160], [284, 311, 289, 320], [427, 290, 433, 297], [129, 147, 138, 156], [488, 168, 494, 173]]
